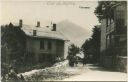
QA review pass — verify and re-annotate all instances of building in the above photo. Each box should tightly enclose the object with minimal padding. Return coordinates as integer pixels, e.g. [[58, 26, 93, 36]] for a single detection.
[[18, 20, 69, 63], [100, 2, 127, 72]]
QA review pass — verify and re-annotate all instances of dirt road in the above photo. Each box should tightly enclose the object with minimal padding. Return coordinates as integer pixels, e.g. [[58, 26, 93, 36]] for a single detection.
[[61, 64, 127, 81]]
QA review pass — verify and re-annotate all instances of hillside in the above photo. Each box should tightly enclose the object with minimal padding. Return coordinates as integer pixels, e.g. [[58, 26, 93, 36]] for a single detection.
[[57, 20, 91, 47]]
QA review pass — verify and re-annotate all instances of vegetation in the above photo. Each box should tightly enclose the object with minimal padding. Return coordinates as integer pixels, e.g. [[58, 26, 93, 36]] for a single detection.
[[1, 23, 27, 81], [95, 1, 127, 57], [94, 1, 126, 22], [1, 23, 26, 76], [67, 44, 80, 66], [68, 44, 80, 56], [1, 23, 41, 80], [94, 1, 127, 72], [82, 26, 101, 63]]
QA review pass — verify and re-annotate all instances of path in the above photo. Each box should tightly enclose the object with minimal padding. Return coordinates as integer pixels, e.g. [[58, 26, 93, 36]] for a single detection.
[[61, 63, 127, 81]]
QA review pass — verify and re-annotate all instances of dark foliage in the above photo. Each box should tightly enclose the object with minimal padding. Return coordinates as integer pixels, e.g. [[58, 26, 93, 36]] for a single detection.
[[67, 44, 80, 66], [82, 26, 101, 63], [94, 1, 126, 22], [1, 23, 26, 77], [68, 44, 80, 56], [1, 23, 26, 63]]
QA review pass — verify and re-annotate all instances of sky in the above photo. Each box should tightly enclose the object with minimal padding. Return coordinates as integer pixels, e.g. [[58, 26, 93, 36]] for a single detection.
[[1, 0, 100, 33]]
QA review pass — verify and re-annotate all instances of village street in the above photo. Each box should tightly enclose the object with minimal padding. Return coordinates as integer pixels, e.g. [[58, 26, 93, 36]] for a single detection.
[[1, 1, 127, 82], [59, 63, 127, 81]]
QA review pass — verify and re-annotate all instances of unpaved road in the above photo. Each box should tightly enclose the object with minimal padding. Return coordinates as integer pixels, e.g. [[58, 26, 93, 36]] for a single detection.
[[61, 64, 127, 81]]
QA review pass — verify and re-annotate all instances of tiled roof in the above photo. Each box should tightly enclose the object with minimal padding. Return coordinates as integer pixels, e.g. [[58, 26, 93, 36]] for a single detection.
[[21, 24, 68, 41]]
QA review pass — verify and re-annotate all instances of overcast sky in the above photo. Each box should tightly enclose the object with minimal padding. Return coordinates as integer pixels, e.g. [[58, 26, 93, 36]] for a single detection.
[[1, 1, 100, 32]]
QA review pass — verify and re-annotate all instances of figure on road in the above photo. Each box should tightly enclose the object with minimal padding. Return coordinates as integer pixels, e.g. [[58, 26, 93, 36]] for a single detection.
[[83, 57, 87, 66]]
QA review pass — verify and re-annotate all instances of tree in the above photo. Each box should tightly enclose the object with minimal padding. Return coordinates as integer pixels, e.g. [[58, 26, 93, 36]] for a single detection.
[[91, 26, 101, 63], [82, 38, 92, 55], [68, 44, 80, 56], [1, 23, 26, 77], [82, 26, 101, 63], [94, 1, 126, 22], [67, 44, 80, 66]]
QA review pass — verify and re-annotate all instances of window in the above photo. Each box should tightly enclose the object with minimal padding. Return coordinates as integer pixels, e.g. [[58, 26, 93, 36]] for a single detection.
[[33, 30, 37, 36], [48, 41, 52, 50], [40, 40, 45, 49]]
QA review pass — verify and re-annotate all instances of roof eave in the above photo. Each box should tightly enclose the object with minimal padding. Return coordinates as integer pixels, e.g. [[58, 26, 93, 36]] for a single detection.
[[26, 34, 68, 41]]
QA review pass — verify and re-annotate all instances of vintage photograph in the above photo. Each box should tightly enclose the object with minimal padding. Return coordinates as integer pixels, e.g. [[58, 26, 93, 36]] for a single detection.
[[1, 0, 127, 81]]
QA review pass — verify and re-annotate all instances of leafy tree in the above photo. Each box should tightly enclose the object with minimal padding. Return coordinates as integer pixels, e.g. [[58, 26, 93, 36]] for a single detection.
[[91, 26, 101, 62], [67, 44, 80, 66], [1, 23, 26, 76], [68, 44, 80, 56], [94, 1, 126, 22], [82, 38, 93, 55], [82, 26, 101, 63]]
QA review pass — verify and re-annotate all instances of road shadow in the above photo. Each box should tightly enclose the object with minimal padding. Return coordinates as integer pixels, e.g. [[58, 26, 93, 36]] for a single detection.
[[87, 64, 120, 72]]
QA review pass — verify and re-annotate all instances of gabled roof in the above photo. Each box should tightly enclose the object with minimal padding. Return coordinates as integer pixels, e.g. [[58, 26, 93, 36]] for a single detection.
[[21, 24, 68, 41]]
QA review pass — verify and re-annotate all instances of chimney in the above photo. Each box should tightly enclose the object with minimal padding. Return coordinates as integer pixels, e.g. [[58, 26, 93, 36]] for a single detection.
[[33, 30, 37, 36], [36, 21, 40, 27], [9, 22, 13, 27], [52, 23, 56, 31], [19, 19, 22, 28]]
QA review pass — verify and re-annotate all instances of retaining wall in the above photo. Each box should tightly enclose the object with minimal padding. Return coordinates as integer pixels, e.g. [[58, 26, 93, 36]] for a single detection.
[[18, 60, 69, 80], [116, 56, 127, 73], [101, 56, 127, 72]]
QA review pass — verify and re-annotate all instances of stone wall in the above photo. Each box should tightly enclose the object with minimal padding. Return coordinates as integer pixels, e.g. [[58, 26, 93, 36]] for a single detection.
[[101, 56, 113, 68], [18, 60, 69, 80], [101, 56, 127, 73], [116, 56, 127, 73]]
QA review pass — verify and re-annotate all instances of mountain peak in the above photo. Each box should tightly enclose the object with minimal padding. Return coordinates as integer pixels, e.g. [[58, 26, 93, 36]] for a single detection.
[[57, 20, 91, 47]]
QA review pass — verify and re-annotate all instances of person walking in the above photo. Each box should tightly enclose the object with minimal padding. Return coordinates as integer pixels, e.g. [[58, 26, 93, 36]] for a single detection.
[[74, 56, 78, 67], [83, 57, 87, 66]]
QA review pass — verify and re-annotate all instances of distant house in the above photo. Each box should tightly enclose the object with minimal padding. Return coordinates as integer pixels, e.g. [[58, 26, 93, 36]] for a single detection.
[[18, 20, 69, 63]]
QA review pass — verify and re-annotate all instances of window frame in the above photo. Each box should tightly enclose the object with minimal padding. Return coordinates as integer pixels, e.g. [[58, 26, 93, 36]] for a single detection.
[[40, 40, 45, 50]]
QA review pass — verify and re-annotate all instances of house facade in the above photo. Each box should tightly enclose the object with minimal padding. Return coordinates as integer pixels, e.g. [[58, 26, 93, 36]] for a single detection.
[[100, 2, 127, 72], [19, 20, 69, 63]]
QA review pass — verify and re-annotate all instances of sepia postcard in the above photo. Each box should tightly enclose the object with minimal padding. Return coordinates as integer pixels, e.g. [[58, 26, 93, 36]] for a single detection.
[[1, 0, 127, 82]]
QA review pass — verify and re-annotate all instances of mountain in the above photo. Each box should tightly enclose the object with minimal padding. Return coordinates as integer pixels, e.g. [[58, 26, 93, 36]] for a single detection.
[[57, 20, 91, 47]]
